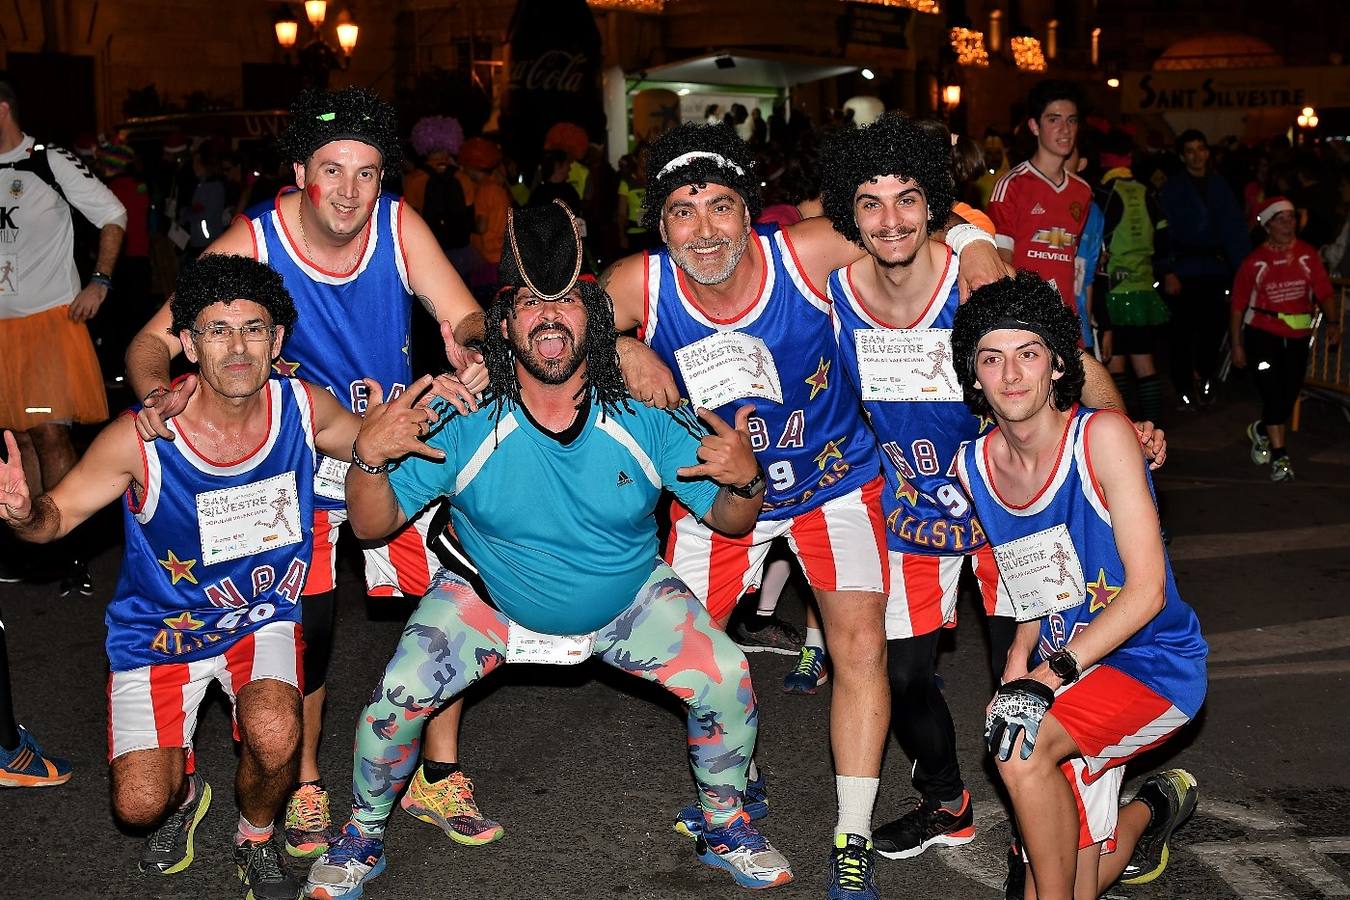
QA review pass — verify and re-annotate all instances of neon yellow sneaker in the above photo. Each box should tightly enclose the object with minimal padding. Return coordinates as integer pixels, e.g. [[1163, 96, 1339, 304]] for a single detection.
[[400, 766, 505, 846]]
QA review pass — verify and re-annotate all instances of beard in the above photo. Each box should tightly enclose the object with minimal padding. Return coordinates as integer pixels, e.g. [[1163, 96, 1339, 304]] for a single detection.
[[864, 229, 922, 269], [511, 321, 586, 385], [668, 228, 751, 286]]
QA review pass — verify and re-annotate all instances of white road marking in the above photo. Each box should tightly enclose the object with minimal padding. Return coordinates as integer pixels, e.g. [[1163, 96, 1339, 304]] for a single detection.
[[928, 803, 1009, 893], [1206, 615, 1350, 663], [1210, 660, 1350, 680], [1201, 799, 1291, 831], [1191, 838, 1350, 897], [1168, 523, 1350, 561]]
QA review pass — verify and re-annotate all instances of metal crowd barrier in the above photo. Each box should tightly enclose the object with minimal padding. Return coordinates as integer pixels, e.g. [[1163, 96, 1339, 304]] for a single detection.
[[1294, 277, 1350, 430]]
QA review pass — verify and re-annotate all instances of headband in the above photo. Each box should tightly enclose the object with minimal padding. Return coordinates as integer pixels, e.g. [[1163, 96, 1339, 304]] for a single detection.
[[656, 151, 746, 180]]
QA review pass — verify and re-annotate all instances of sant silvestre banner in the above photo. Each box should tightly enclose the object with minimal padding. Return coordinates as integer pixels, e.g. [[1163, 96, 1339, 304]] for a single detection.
[[1121, 66, 1350, 114]]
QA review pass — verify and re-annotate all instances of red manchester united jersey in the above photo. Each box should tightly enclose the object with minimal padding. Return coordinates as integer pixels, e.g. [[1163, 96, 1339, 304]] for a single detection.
[[988, 161, 1092, 306]]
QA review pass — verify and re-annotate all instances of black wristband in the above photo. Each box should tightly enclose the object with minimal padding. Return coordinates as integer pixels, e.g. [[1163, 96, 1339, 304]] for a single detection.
[[726, 467, 766, 499], [351, 441, 395, 475]]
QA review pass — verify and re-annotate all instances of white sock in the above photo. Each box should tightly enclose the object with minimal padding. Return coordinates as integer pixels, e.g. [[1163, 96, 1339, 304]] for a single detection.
[[235, 814, 273, 846], [805, 627, 825, 650], [747, 758, 760, 782], [756, 560, 791, 615], [835, 775, 879, 840]]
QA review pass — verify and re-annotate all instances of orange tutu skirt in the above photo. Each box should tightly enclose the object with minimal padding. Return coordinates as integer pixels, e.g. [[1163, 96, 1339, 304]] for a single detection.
[[0, 305, 109, 431]]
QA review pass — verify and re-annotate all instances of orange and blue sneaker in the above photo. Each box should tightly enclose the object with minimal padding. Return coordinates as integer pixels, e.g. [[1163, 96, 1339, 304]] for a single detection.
[[696, 810, 794, 890], [674, 770, 769, 839], [285, 782, 335, 858], [0, 725, 71, 788], [782, 645, 829, 695], [399, 766, 505, 846], [305, 822, 386, 899]]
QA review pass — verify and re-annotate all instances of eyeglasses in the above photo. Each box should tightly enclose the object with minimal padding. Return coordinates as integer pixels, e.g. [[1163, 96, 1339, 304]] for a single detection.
[[191, 324, 275, 344]]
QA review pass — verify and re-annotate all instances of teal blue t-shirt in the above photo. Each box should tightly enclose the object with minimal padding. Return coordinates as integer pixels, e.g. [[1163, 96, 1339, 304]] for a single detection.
[[388, 397, 720, 635]]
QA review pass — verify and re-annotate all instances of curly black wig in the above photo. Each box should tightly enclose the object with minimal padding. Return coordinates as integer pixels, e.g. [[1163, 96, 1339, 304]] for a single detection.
[[951, 271, 1085, 419], [819, 112, 955, 247], [277, 87, 401, 174], [642, 122, 761, 234], [482, 280, 632, 422], [171, 254, 298, 336]]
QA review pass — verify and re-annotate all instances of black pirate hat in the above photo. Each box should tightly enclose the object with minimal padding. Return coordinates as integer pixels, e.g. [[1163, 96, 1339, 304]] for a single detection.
[[497, 200, 584, 300]]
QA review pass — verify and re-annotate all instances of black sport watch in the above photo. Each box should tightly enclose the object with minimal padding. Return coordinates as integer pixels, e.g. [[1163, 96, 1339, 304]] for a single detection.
[[1047, 649, 1081, 685], [726, 468, 766, 499]]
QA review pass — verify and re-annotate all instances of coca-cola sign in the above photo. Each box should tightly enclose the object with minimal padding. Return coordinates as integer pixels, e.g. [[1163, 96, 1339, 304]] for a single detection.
[[512, 50, 590, 94]]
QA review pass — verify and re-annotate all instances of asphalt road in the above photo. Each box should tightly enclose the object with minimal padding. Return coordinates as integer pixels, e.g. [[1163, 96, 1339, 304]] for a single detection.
[[3, 388, 1350, 900]]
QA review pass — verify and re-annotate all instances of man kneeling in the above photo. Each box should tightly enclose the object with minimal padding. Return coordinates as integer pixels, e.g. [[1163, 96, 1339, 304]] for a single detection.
[[306, 202, 793, 898], [950, 273, 1208, 900]]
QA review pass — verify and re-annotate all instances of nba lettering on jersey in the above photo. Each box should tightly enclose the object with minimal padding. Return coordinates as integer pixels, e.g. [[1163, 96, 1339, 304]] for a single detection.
[[674, 331, 784, 410], [149, 557, 308, 658], [855, 329, 962, 402], [990, 523, 1086, 621], [195, 472, 302, 565]]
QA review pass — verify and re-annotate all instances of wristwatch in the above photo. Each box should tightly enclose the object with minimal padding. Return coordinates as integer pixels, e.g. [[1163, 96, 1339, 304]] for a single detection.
[[726, 468, 766, 499], [1047, 648, 1081, 685]]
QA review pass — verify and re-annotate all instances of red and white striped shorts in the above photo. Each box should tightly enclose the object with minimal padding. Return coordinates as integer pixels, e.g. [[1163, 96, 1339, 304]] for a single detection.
[[885, 543, 1014, 639], [666, 477, 889, 623], [1050, 664, 1192, 851], [304, 504, 443, 597], [107, 621, 303, 762]]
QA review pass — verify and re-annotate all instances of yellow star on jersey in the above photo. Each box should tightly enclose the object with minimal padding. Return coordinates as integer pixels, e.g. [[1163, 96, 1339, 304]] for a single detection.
[[805, 358, 831, 401], [814, 437, 847, 470], [272, 357, 300, 377], [163, 611, 205, 631], [977, 414, 996, 433], [1086, 568, 1122, 612], [894, 476, 919, 505], [158, 549, 198, 586]]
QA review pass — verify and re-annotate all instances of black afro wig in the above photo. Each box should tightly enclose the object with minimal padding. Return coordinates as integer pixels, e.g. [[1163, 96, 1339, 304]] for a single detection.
[[642, 122, 761, 234], [277, 87, 401, 174], [951, 271, 1085, 419], [820, 112, 955, 247], [171, 254, 297, 336]]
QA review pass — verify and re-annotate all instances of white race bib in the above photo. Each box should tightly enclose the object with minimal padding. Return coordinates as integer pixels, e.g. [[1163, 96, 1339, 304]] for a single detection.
[[196, 472, 302, 566], [505, 621, 596, 665], [855, 328, 962, 402], [674, 331, 783, 411], [990, 524, 1086, 622], [314, 454, 349, 502]]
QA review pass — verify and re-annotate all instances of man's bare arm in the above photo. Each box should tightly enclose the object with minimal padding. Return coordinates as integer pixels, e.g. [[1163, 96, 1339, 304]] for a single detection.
[[1080, 352, 1123, 410]]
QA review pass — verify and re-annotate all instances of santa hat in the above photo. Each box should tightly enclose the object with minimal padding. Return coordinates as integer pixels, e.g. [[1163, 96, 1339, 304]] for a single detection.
[[1256, 196, 1294, 227]]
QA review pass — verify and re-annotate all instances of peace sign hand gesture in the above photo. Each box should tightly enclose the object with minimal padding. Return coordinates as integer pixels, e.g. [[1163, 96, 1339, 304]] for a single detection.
[[677, 405, 761, 489]]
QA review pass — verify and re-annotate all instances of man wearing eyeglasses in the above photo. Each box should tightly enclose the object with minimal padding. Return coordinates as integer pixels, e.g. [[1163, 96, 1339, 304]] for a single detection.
[[0, 255, 449, 900]]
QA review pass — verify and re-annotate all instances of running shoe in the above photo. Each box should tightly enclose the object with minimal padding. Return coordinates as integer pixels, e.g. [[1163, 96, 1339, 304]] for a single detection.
[[400, 766, 504, 846], [0, 725, 72, 788], [1246, 421, 1271, 465], [305, 823, 386, 900], [233, 836, 302, 900], [827, 833, 879, 899], [1120, 768, 1198, 885], [139, 772, 211, 874], [1003, 838, 1025, 900], [674, 771, 769, 838], [730, 613, 803, 655], [695, 811, 793, 889], [284, 782, 334, 858], [782, 645, 829, 695], [873, 791, 975, 860], [1271, 458, 1295, 482]]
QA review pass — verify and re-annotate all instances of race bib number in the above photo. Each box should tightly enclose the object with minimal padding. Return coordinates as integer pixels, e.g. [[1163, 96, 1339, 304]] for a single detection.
[[314, 454, 349, 502], [990, 524, 1086, 621], [506, 621, 595, 665], [674, 331, 784, 411], [196, 472, 302, 565], [0, 255, 17, 295], [855, 328, 962, 402]]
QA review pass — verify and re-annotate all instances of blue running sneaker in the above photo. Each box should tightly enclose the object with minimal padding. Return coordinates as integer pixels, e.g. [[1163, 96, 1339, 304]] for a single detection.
[[828, 833, 879, 899], [696, 811, 793, 890], [782, 645, 829, 695], [0, 725, 71, 788], [305, 823, 386, 900], [674, 771, 768, 839]]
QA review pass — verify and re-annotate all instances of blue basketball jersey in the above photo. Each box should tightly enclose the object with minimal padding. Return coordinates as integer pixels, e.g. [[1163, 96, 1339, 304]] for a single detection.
[[830, 249, 993, 556], [643, 224, 879, 519], [106, 379, 317, 671], [957, 407, 1207, 716], [249, 190, 414, 509]]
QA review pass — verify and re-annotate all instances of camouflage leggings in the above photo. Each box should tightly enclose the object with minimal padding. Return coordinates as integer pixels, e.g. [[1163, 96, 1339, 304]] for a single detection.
[[349, 562, 759, 835]]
